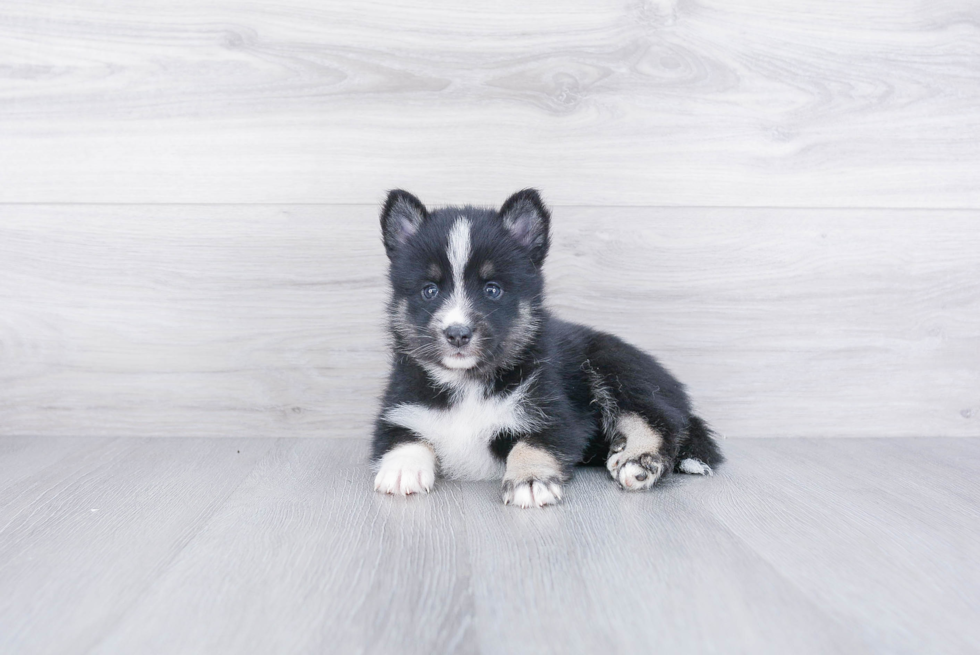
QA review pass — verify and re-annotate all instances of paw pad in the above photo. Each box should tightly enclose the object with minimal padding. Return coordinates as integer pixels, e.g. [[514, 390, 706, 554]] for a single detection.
[[607, 451, 665, 491]]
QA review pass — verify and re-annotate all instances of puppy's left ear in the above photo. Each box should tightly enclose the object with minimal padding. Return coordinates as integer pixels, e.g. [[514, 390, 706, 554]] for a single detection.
[[499, 188, 551, 266]]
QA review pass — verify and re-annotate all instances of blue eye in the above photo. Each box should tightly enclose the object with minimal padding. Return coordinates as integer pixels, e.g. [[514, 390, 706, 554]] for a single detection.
[[484, 282, 502, 299], [421, 283, 439, 300]]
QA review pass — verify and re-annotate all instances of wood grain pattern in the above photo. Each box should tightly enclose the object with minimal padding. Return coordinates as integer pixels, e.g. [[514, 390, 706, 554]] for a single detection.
[[1, 0, 978, 206], [0, 437, 276, 655], [460, 474, 868, 654], [2, 437, 977, 653], [688, 438, 980, 654], [1, 205, 976, 439], [89, 439, 475, 655], [0, 435, 114, 492]]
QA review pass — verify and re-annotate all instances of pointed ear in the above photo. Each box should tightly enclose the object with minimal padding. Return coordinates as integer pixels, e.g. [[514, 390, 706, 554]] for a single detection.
[[499, 189, 550, 266], [380, 190, 428, 258]]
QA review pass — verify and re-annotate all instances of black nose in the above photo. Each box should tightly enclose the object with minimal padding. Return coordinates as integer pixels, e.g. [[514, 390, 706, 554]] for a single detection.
[[444, 324, 472, 347]]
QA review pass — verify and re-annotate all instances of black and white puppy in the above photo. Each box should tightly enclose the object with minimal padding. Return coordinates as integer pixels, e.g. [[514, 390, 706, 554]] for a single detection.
[[372, 189, 723, 508]]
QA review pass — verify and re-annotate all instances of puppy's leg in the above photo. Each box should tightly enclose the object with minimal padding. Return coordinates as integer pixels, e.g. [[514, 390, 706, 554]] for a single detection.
[[501, 442, 566, 508], [606, 412, 670, 491], [374, 441, 437, 496]]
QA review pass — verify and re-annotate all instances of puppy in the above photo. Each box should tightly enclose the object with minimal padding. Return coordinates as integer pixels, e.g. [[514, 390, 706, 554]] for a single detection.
[[372, 189, 723, 508]]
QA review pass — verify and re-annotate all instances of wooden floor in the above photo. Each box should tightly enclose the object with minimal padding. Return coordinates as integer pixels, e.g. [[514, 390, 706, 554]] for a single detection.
[[1, 436, 977, 655]]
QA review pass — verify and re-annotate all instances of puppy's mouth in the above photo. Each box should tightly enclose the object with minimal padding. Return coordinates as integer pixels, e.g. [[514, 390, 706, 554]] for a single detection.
[[441, 352, 480, 370]]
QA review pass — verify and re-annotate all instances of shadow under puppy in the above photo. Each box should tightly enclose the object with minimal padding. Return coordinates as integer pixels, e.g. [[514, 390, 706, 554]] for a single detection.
[[372, 189, 723, 508]]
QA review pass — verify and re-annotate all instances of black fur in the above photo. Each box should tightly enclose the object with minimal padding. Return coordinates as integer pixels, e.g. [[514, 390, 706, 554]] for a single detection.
[[372, 189, 722, 496]]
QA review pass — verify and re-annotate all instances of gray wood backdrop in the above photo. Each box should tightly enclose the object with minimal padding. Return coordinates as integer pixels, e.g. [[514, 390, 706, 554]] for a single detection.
[[1, 0, 978, 439]]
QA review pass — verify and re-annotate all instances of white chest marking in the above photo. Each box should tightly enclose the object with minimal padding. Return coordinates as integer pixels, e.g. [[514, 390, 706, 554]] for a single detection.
[[383, 379, 540, 481]]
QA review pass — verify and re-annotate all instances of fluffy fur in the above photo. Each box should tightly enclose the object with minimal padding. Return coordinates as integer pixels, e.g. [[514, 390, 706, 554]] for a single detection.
[[372, 189, 723, 508]]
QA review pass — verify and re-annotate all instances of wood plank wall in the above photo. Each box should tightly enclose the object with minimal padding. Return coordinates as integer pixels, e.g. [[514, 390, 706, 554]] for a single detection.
[[1, 0, 978, 438]]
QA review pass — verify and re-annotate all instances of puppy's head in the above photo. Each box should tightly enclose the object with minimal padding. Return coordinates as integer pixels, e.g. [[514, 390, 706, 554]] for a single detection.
[[381, 189, 550, 378]]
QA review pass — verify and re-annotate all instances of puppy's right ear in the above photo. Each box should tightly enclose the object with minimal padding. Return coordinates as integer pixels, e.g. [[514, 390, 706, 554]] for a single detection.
[[380, 190, 428, 258]]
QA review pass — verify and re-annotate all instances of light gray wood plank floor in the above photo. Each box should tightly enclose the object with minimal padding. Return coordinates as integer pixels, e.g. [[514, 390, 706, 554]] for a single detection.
[[1, 437, 976, 654]]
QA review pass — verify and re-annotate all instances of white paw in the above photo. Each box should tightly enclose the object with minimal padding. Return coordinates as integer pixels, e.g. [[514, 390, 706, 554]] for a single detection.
[[678, 458, 713, 476], [374, 442, 437, 496], [502, 478, 563, 508]]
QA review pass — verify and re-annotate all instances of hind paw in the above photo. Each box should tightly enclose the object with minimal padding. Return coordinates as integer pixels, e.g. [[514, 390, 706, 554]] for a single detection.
[[607, 444, 666, 490], [605, 415, 670, 491]]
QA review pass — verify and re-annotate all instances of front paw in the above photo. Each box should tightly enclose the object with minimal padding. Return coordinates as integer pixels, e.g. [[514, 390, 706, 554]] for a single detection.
[[501, 441, 566, 508], [501, 477, 563, 508], [374, 442, 437, 496]]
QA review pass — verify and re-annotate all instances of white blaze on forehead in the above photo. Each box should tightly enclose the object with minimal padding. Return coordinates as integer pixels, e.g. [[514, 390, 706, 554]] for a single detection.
[[438, 218, 472, 329], [447, 218, 471, 290]]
